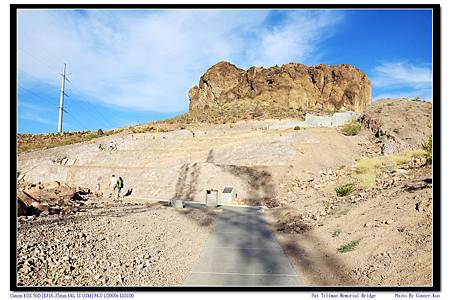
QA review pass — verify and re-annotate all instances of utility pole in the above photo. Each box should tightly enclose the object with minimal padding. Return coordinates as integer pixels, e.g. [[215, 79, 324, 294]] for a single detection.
[[57, 63, 69, 134]]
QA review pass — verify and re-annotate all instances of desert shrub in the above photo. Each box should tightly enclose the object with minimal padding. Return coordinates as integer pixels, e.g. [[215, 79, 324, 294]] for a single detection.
[[130, 127, 138, 133], [337, 240, 359, 253], [294, 126, 301, 130], [335, 183, 354, 197], [422, 136, 432, 164], [341, 121, 361, 136], [332, 228, 342, 238], [85, 132, 98, 140], [97, 129, 104, 135]]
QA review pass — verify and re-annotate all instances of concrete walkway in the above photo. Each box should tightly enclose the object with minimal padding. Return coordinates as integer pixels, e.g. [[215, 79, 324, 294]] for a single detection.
[[185, 206, 302, 286]]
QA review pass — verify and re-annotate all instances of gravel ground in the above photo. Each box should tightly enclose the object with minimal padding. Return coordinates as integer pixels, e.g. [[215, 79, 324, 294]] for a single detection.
[[16, 200, 218, 287]]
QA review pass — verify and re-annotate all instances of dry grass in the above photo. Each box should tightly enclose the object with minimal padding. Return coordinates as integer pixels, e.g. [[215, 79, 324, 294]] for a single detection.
[[17, 121, 186, 153], [422, 136, 432, 164], [165, 101, 305, 125], [390, 149, 427, 166], [354, 157, 383, 187], [17, 130, 121, 153], [353, 149, 428, 187]]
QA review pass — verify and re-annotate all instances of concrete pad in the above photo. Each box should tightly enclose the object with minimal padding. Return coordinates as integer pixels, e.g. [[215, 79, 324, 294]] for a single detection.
[[186, 273, 301, 286], [191, 246, 297, 275], [204, 231, 281, 249], [185, 206, 302, 286]]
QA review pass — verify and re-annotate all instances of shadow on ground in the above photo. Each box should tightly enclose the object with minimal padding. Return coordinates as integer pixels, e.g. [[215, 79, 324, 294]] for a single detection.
[[20, 202, 164, 229], [276, 229, 356, 285], [172, 163, 201, 201]]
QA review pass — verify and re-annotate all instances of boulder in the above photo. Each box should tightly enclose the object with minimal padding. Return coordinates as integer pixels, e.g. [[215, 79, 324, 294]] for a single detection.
[[17, 199, 27, 216], [24, 182, 77, 206]]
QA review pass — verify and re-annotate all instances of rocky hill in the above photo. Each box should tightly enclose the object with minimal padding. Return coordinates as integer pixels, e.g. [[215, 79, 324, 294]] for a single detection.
[[17, 98, 433, 287], [188, 61, 372, 120]]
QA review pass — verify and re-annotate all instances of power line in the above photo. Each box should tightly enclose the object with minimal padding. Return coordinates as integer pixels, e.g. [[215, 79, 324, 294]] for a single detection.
[[18, 84, 55, 106], [20, 30, 67, 68], [18, 47, 61, 75], [59, 76, 114, 129], [19, 82, 111, 131], [68, 91, 114, 129], [64, 110, 90, 131], [19, 83, 89, 132], [18, 46, 115, 130]]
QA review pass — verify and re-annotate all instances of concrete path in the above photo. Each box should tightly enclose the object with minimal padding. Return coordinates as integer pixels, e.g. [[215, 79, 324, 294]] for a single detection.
[[185, 206, 302, 286]]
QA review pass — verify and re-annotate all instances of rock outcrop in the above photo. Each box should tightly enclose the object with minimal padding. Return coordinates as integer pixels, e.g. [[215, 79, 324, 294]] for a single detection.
[[17, 181, 91, 217], [189, 61, 371, 114], [360, 99, 432, 154]]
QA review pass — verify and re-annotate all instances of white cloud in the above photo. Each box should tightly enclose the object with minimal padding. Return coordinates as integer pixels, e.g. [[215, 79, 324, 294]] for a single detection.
[[18, 10, 344, 113], [373, 90, 432, 101], [249, 10, 344, 67], [372, 61, 432, 88], [18, 101, 54, 125], [371, 61, 432, 101]]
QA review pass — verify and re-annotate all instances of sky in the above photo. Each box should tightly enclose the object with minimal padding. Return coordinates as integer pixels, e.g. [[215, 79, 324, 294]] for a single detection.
[[17, 9, 433, 134]]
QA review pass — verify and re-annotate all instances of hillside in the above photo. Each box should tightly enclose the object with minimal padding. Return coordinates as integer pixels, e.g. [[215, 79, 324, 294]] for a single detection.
[[16, 98, 433, 286]]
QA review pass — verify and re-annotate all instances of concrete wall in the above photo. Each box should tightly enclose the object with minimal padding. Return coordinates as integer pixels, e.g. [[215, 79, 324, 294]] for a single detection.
[[268, 111, 359, 130]]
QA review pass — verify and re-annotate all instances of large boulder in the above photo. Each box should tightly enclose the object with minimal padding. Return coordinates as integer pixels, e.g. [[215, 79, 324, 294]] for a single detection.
[[24, 181, 76, 206], [17, 182, 92, 217], [189, 61, 371, 115]]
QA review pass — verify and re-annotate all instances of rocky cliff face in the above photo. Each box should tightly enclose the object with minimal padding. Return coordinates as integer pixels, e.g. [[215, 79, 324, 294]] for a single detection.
[[188, 61, 371, 115]]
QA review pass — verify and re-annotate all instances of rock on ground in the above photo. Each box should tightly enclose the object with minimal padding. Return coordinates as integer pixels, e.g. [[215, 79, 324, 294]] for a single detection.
[[17, 201, 217, 286]]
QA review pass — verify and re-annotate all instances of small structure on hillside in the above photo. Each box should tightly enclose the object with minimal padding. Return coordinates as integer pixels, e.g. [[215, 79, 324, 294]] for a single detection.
[[171, 199, 185, 209], [205, 189, 219, 207], [220, 187, 237, 205], [267, 111, 359, 130]]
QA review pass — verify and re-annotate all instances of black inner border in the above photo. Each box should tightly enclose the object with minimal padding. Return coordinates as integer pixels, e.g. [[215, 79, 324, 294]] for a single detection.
[[10, 3, 441, 292]]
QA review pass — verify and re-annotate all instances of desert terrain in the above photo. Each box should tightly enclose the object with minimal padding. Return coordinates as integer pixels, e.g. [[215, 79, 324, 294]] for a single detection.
[[16, 61, 433, 287]]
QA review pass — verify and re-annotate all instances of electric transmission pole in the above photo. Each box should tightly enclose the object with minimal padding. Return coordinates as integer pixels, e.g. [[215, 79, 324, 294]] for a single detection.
[[57, 63, 70, 134]]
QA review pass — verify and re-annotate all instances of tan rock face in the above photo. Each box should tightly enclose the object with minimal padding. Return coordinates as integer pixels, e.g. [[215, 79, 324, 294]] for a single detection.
[[189, 61, 372, 114]]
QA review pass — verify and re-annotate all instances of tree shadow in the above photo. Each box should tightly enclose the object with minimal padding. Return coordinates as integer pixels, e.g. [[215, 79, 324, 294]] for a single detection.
[[274, 227, 356, 285], [181, 205, 355, 286], [172, 163, 201, 201], [216, 164, 277, 207], [203, 148, 278, 207]]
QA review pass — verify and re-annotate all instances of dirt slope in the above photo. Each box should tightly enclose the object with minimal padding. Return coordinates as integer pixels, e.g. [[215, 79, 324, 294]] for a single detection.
[[16, 98, 433, 287]]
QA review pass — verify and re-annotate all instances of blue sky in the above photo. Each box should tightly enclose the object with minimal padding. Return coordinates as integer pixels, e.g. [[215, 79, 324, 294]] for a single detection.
[[17, 9, 433, 134]]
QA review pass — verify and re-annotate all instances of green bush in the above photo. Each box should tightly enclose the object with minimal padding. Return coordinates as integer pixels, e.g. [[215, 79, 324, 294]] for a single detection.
[[335, 184, 354, 197], [422, 136, 432, 164], [294, 126, 301, 130], [337, 240, 359, 253], [332, 228, 342, 238], [341, 122, 361, 136]]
